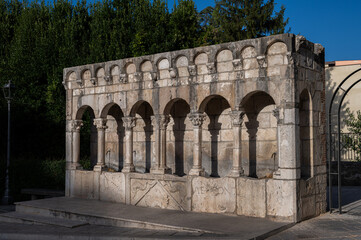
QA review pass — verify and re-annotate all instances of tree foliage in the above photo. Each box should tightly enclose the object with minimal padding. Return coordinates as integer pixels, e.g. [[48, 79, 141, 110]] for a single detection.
[[0, 0, 288, 192], [343, 109, 361, 161], [202, 0, 289, 44]]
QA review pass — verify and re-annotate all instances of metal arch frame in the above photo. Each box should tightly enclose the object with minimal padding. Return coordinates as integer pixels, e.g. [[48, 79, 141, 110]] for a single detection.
[[328, 67, 361, 214]]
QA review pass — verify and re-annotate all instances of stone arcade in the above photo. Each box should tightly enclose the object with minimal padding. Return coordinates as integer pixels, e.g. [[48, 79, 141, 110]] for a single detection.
[[63, 34, 327, 222]]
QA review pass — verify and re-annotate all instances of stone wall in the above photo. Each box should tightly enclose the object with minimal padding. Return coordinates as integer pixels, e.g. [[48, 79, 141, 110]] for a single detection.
[[70, 170, 299, 220], [64, 34, 326, 222]]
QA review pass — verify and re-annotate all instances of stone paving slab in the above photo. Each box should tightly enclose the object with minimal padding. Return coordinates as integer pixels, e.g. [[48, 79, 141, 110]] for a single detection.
[[0, 211, 88, 228], [3, 196, 292, 239]]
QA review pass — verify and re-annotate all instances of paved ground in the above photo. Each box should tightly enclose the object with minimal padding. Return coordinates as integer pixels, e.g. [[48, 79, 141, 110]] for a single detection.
[[0, 186, 360, 239], [0, 197, 291, 240], [268, 186, 361, 240]]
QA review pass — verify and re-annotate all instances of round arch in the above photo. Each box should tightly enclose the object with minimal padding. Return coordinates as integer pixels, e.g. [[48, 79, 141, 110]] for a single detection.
[[239, 91, 276, 111], [100, 102, 124, 118], [129, 100, 154, 117], [239, 90, 278, 178], [198, 94, 232, 113], [76, 105, 95, 120], [299, 88, 313, 180], [163, 98, 191, 115]]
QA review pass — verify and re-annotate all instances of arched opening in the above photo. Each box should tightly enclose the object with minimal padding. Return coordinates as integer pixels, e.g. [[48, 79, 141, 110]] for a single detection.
[[240, 91, 277, 178], [200, 95, 232, 177], [100, 103, 124, 171], [76, 106, 97, 170], [299, 89, 312, 179], [130, 101, 154, 173], [164, 99, 191, 176]]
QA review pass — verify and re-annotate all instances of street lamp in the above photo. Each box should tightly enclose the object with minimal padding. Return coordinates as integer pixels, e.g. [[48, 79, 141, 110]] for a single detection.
[[2, 80, 15, 205]]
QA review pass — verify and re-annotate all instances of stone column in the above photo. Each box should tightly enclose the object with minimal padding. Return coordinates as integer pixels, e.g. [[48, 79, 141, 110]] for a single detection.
[[93, 118, 108, 171], [188, 112, 206, 176], [122, 116, 136, 172], [151, 114, 171, 174], [229, 110, 245, 177], [71, 120, 83, 169]]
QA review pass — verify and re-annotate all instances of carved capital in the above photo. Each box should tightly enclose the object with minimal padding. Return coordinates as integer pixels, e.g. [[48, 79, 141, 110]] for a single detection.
[[245, 121, 259, 138], [256, 55, 267, 68], [306, 56, 313, 68], [296, 35, 306, 51], [151, 114, 170, 130], [119, 73, 128, 83], [272, 107, 284, 124], [76, 79, 83, 86], [151, 72, 158, 81], [230, 111, 245, 127], [286, 52, 297, 66], [134, 72, 142, 81], [188, 113, 206, 127], [122, 116, 136, 130], [159, 115, 170, 130], [90, 77, 97, 85], [232, 59, 242, 71], [188, 65, 197, 76], [206, 62, 216, 74], [67, 120, 83, 132], [93, 118, 108, 130], [104, 75, 111, 82], [169, 68, 177, 78]]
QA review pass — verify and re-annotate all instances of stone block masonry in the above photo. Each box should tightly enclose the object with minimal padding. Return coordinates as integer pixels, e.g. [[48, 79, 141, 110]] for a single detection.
[[63, 33, 326, 222]]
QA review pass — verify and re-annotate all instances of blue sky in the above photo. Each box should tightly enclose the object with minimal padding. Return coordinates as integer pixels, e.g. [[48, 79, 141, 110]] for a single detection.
[[192, 0, 361, 62]]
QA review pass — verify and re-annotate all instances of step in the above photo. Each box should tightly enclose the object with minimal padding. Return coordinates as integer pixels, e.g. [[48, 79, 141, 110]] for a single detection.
[[14, 197, 291, 237], [15, 202, 211, 234], [0, 211, 88, 228]]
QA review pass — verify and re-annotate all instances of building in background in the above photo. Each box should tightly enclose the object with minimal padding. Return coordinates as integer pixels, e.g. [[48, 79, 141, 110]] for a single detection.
[[325, 60, 361, 161]]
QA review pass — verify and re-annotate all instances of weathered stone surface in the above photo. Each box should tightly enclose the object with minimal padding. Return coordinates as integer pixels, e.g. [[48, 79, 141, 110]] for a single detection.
[[130, 178, 187, 211], [192, 177, 236, 214], [73, 170, 95, 199], [266, 179, 296, 218], [237, 178, 266, 217], [99, 172, 125, 203]]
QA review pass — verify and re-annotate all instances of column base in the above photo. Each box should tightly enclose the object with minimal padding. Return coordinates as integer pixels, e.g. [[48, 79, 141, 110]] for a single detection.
[[68, 162, 82, 170], [93, 164, 106, 172], [122, 165, 135, 173], [228, 168, 244, 177], [273, 168, 299, 180], [189, 168, 205, 176], [150, 167, 172, 175]]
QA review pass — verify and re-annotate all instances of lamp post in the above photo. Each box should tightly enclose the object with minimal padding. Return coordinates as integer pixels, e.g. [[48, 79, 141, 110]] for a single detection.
[[2, 80, 15, 205]]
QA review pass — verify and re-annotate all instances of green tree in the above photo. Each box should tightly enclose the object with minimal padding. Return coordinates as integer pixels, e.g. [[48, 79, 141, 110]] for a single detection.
[[168, 0, 200, 50], [343, 108, 361, 161], [201, 0, 289, 45]]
